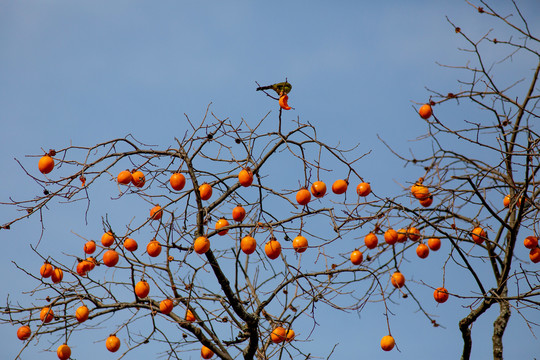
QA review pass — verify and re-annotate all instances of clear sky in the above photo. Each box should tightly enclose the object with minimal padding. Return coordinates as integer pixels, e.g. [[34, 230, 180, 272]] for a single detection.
[[1, 1, 539, 359]]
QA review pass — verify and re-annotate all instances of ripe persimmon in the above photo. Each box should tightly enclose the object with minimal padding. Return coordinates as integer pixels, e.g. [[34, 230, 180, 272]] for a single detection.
[[238, 168, 254, 187], [356, 182, 371, 197], [384, 229, 398, 245], [103, 249, 119, 267], [75, 305, 89, 323], [331, 179, 348, 194], [390, 272, 405, 288], [241, 235, 257, 255], [57, 344, 71, 360], [293, 235, 308, 253], [147, 239, 162, 257], [84, 240, 96, 254], [194, 236, 210, 254], [411, 183, 429, 200], [419, 104, 433, 119], [472, 227, 487, 244], [503, 194, 511, 208], [106, 335, 121, 352], [530, 248, 540, 263], [123, 238, 138, 252], [265, 238, 281, 260], [201, 345, 214, 359], [40, 307, 54, 323], [416, 243, 429, 259], [279, 94, 292, 110], [434, 287, 449, 303], [364, 232, 378, 249], [396, 229, 407, 243], [419, 195, 433, 207], [150, 205, 162, 220], [51, 267, 63, 283], [350, 250, 363, 265], [271, 326, 287, 343], [286, 329, 295, 342], [101, 231, 115, 247], [524, 236, 538, 249], [428, 237, 441, 251], [40, 262, 54, 278], [232, 205, 246, 222], [38, 155, 55, 174], [311, 181, 327, 198], [199, 183, 212, 200], [160, 299, 174, 314], [76, 260, 92, 276], [169, 173, 186, 191], [17, 325, 31, 340], [131, 170, 145, 188], [135, 280, 150, 298], [215, 218, 229, 236], [186, 309, 196, 322], [296, 188, 311, 205], [407, 227, 421, 241], [380, 335, 395, 351], [117, 170, 132, 185]]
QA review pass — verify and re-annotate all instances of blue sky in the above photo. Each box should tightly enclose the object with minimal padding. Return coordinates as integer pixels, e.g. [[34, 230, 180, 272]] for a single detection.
[[1, 1, 539, 359]]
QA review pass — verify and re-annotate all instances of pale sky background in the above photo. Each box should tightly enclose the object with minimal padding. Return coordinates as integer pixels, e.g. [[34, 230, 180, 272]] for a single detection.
[[1, 1, 539, 359]]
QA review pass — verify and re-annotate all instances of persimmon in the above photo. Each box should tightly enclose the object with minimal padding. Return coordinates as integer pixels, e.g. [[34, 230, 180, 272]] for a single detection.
[[123, 237, 138, 252], [199, 183, 212, 200], [215, 218, 229, 236], [265, 238, 281, 260], [472, 227, 487, 244], [194, 236, 210, 254], [364, 232, 378, 249], [241, 235, 257, 255], [419, 195, 433, 207], [101, 231, 115, 247], [135, 280, 150, 298], [75, 305, 89, 323], [311, 181, 327, 198], [76, 260, 92, 276], [169, 173, 186, 191], [40, 262, 54, 278], [103, 249, 119, 267], [350, 250, 363, 265], [524, 236, 538, 249], [160, 299, 174, 314], [331, 179, 348, 194], [428, 237, 441, 251], [131, 170, 145, 188], [293, 235, 308, 253], [416, 243, 429, 259], [279, 94, 292, 110], [201, 345, 214, 359], [296, 188, 311, 205], [271, 326, 287, 343], [434, 287, 449, 303], [286, 329, 295, 342], [380, 335, 395, 351], [186, 309, 196, 322], [86, 257, 96, 270], [40, 307, 54, 323], [232, 205, 246, 222], [57, 344, 71, 360], [51, 267, 63, 283], [238, 168, 254, 187], [411, 183, 429, 200], [396, 229, 407, 243], [384, 229, 398, 245], [17, 325, 31, 340], [147, 239, 162, 257], [418, 104, 433, 119], [150, 205, 162, 220], [117, 170, 132, 185], [390, 272, 405, 288], [407, 227, 421, 241], [356, 182, 371, 197], [38, 155, 55, 174], [106, 335, 121, 352], [530, 248, 540, 263], [503, 194, 511, 208], [84, 240, 96, 254]]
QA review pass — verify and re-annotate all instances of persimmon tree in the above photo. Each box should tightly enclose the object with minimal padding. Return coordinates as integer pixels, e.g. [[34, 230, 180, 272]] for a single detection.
[[1, 2, 539, 360]]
